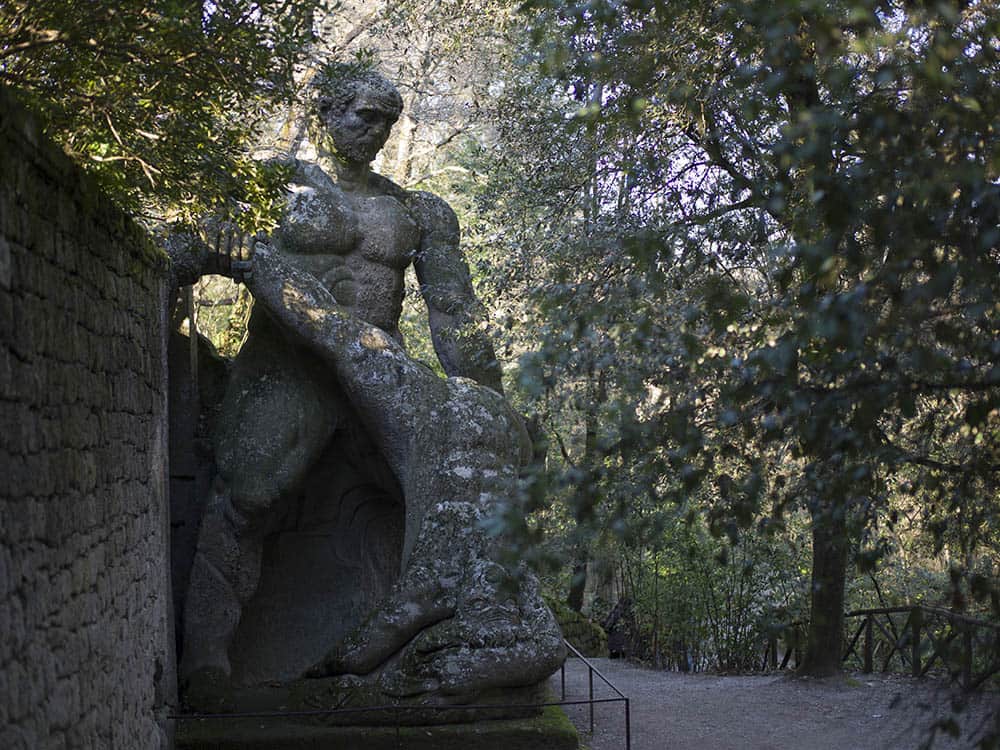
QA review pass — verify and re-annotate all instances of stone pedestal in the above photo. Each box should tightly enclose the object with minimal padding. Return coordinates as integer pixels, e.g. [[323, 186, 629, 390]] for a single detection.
[[176, 705, 579, 750]]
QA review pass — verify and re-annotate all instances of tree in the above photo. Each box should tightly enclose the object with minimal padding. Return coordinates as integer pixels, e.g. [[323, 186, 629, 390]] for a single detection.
[[482, 0, 1000, 678], [0, 0, 321, 228]]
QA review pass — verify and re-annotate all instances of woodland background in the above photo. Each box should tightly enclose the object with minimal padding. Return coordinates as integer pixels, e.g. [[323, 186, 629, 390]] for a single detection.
[[3, 0, 998, 713]]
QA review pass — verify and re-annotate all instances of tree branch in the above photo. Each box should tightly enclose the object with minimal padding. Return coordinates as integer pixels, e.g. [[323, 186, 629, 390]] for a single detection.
[[876, 427, 1000, 474], [0, 29, 63, 58]]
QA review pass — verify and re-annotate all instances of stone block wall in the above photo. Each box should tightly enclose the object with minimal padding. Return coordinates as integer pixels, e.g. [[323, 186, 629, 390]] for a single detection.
[[0, 86, 175, 749]]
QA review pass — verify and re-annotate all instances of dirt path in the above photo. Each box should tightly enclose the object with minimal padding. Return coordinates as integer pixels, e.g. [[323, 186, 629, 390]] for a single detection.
[[551, 657, 999, 750]]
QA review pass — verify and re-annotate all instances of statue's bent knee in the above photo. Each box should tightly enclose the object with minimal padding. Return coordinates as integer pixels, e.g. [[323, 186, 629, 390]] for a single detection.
[[215, 360, 339, 518]]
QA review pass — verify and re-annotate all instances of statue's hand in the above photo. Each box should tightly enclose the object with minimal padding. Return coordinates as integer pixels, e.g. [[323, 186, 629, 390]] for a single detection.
[[164, 218, 266, 287], [201, 220, 261, 283]]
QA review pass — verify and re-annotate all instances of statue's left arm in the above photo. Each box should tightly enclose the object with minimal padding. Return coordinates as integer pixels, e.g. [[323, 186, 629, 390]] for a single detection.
[[409, 191, 504, 393]]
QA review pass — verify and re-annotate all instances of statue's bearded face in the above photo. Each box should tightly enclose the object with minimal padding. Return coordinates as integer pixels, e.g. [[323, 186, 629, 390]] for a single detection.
[[319, 85, 400, 166]]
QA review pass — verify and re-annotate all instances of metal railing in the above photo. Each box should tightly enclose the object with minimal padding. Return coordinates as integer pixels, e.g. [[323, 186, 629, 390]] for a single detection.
[[172, 639, 632, 749], [559, 639, 632, 749]]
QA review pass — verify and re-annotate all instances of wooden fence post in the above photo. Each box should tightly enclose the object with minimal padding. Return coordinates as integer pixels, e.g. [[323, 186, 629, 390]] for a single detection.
[[962, 624, 973, 689], [911, 608, 923, 678], [864, 616, 873, 674]]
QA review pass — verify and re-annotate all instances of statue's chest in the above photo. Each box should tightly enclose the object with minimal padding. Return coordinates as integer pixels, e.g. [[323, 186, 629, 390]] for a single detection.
[[353, 195, 419, 269], [279, 182, 356, 255], [280, 183, 418, 269]]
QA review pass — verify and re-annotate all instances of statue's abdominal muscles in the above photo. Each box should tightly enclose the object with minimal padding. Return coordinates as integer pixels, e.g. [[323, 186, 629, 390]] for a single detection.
[[276, 182, 419, 335]]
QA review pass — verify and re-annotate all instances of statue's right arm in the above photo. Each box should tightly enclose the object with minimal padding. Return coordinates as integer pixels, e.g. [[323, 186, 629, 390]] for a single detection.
[[162, 227, 213, 290]]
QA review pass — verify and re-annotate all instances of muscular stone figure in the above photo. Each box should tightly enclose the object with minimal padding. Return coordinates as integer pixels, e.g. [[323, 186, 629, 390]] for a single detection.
[[243, 242, 564, 715], [177, 67, 505, 703]]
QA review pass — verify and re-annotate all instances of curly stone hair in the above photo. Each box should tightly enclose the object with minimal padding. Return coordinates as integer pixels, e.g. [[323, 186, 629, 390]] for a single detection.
[[309, 63, 403, 123]]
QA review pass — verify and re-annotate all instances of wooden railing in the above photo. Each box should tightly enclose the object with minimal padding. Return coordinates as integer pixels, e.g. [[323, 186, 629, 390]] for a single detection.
[[761, 621, 804, 671], [843, 606, 1000, 689], [760, 607, 999, 690]]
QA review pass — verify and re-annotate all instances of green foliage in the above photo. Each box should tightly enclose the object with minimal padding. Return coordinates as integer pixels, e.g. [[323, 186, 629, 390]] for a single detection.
[[543, 595, 609, 657], [0, 0, 319, 228], [190, 276, 252, 358], [469, 0, 998, 692]]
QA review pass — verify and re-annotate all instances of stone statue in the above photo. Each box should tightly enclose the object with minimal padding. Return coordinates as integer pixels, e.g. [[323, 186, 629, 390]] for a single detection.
[[242, 241, 565, 713], [169, 67, 563, 714]]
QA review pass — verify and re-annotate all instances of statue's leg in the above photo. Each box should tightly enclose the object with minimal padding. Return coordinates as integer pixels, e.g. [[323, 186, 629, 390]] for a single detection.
[[178, 484, 262, 682], [180, 328, 340, 694]]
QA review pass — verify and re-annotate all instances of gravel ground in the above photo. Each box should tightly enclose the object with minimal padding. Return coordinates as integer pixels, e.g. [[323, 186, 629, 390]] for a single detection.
[[550, 657, 1000, 750]]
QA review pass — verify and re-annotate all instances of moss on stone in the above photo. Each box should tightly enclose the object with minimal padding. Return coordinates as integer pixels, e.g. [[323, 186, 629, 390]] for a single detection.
[[176, 704, 579, 750], [545, 595, 609, 658]]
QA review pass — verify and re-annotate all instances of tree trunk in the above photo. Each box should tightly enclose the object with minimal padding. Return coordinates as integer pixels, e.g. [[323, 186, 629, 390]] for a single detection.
[[393, 105, 418, 186], [800, 498, 848, 676], [565, 371, 607, 613]]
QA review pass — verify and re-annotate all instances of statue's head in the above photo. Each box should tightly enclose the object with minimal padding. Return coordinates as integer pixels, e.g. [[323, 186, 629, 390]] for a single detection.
[[309, 65, 403, 166]]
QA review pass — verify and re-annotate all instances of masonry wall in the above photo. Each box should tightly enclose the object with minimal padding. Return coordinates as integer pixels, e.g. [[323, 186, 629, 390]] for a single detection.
[[0, 86, 175, 749]]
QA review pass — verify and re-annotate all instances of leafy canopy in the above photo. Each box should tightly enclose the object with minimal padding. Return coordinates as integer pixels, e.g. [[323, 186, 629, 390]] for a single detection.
[[0, 0, 321, 227], [480, 0, 999, 618]]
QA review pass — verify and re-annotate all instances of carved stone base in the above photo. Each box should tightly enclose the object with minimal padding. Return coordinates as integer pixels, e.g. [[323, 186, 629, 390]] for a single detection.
[[175, 704, 579, 750], [182, 677, 550, 725]]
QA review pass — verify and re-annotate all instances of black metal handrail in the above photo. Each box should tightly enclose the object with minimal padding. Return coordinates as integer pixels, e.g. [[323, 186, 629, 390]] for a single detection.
[[560, 638, 632, 749], [171, 639, 632, 749]]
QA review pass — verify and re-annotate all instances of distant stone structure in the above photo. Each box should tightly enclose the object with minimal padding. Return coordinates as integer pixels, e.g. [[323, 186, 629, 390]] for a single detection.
[[0, 86, 175, 749]]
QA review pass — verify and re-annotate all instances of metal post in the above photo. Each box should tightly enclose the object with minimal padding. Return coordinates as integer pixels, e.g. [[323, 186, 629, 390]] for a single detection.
[[625, 697, 631, 750], [588, 665, 594, 734]]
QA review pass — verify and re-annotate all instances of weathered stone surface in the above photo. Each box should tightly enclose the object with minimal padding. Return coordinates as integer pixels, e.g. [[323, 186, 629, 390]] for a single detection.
[[167, 328, 228, 653], [0, 85, 175, 749], [228, 425, 404, 684], [237, 243, 566, 709], [176, 703, 578, 750], [175, 70, 559, 717]]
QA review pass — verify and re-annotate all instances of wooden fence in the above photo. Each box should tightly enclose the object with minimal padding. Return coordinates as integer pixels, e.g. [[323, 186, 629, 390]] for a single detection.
[[843, 606, 1000, 690], [763, 607, 1000, 690]]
